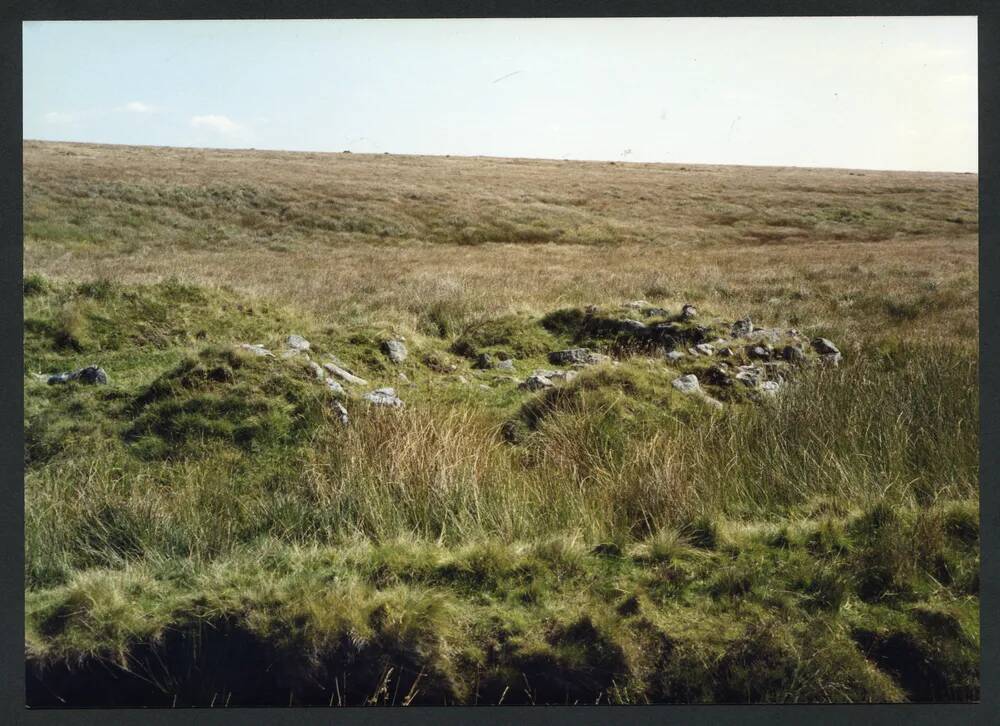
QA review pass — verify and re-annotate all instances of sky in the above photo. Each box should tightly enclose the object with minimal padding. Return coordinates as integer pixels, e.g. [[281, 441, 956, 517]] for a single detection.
[[23, 17, 978, 172]]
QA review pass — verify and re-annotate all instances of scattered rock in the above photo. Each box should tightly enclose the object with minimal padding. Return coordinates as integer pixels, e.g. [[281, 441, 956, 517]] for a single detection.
[[307, 361, 326, 380], [545, 370, 578, 384], [760, 381, 781, 396], [324, 378, 346, 395], [681, 304, 698, 320], [705, 365, 733, 387], [47, 365, 108, 385], [811, 338, 840, 355], [642, 307, 669, 317], [811, 338, 842, 366], [735, 365, 762, 388], [363, 387, 404, 407], [520, 374, 555, 391], [746, 344, 772, 361], [497, 358, 515, 371], [286, 334, 310, 351], [323, 362, 369, 386], [623, 300, 649, 309], [718, 347, 735, 357], [548, 348, 608, 366], [666, 350, 685, 363], [332, 400, 350, 425], [731, 317, 753, 338], [238, 343, 274, 357], [779, 345, 807, 365], [474, 352, 496, 370], [671, 374, 701, 394], [382, 339, 408, 364], [693, 343, 714, 357]]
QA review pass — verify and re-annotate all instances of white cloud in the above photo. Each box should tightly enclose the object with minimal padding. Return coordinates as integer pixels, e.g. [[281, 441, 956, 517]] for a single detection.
[[190, 114, 243, 135], [120, 101, 154, 113], [43, 111, 75, 124]]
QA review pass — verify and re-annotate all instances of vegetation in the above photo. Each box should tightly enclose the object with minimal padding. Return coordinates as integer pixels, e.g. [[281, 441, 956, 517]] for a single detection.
[[23, 141, 979, 705]]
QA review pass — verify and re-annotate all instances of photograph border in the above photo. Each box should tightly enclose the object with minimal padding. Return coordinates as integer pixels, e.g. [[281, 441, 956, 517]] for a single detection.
[[2, 1, 995, 724]]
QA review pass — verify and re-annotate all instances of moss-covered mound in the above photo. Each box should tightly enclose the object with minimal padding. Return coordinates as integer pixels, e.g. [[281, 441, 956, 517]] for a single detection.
[[451, 314, 562, 359], [125, 346, 331, 459]]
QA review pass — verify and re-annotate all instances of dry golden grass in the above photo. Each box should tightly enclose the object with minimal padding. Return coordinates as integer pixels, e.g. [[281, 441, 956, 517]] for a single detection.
[[23, 140, 978, 350]]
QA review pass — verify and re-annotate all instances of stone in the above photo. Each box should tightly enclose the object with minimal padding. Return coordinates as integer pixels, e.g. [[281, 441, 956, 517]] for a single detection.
[[286, 334, 310, 351], [731, 317, 753, 338], [704, 365, 733, 387], [811, 338, 840, 356], [238, 343, 274, 357], [760, 381, 781, 395], [746, 344, 772, 361], [681, 304, 698, 320], [497, 358, 515, 371], [474, 352, 496, 370], [363, 387, 404, 407], [779, 345, 807, 365], [735, 366, 761, 388], [548, 348, 607, 366], [382, 339, 408, 364], [693, 343, 714, 356], [642, 307, 670, 318], [620, 318, 648, 332], [671, 374, 701, 394], [323, 362, 369, 386], [750, 328, 783, 343], [332, 400, 350, 425], [623, 300, 650, 309], [666, 350, 685, 362], [811, 338, 842, 366], [47, 365, 108, 385], [520, 374, 555, 391], [324, 378, 346, 395], [307, 361, 326, 380], [718, 347, 735, 357], [546, 370, 578, 384]]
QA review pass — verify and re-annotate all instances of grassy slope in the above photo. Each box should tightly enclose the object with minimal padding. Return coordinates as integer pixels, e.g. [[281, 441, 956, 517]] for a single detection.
[[22, 142, 979, 705]]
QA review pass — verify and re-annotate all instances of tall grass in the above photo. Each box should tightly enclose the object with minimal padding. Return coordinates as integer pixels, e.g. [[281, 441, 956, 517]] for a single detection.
[[25, 339, 977, 589]]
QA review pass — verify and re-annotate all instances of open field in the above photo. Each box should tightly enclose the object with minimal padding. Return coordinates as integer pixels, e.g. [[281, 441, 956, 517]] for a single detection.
[[23, 140, 979, 705]]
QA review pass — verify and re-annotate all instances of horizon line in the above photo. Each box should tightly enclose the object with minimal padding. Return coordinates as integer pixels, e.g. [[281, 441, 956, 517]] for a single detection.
[[22, 138, 979, 176]]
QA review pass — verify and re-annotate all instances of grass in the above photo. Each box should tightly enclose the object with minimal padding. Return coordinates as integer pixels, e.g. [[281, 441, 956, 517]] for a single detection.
[[22, 141, 979, 705]]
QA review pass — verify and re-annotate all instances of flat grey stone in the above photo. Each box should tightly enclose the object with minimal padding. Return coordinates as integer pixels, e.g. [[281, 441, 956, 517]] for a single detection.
[[671, 374, 701, 394], [364, 387, 404, 407], [286, 334, 311, 351], [323, 362, 368, 386], [382, 339, 408, 364]]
